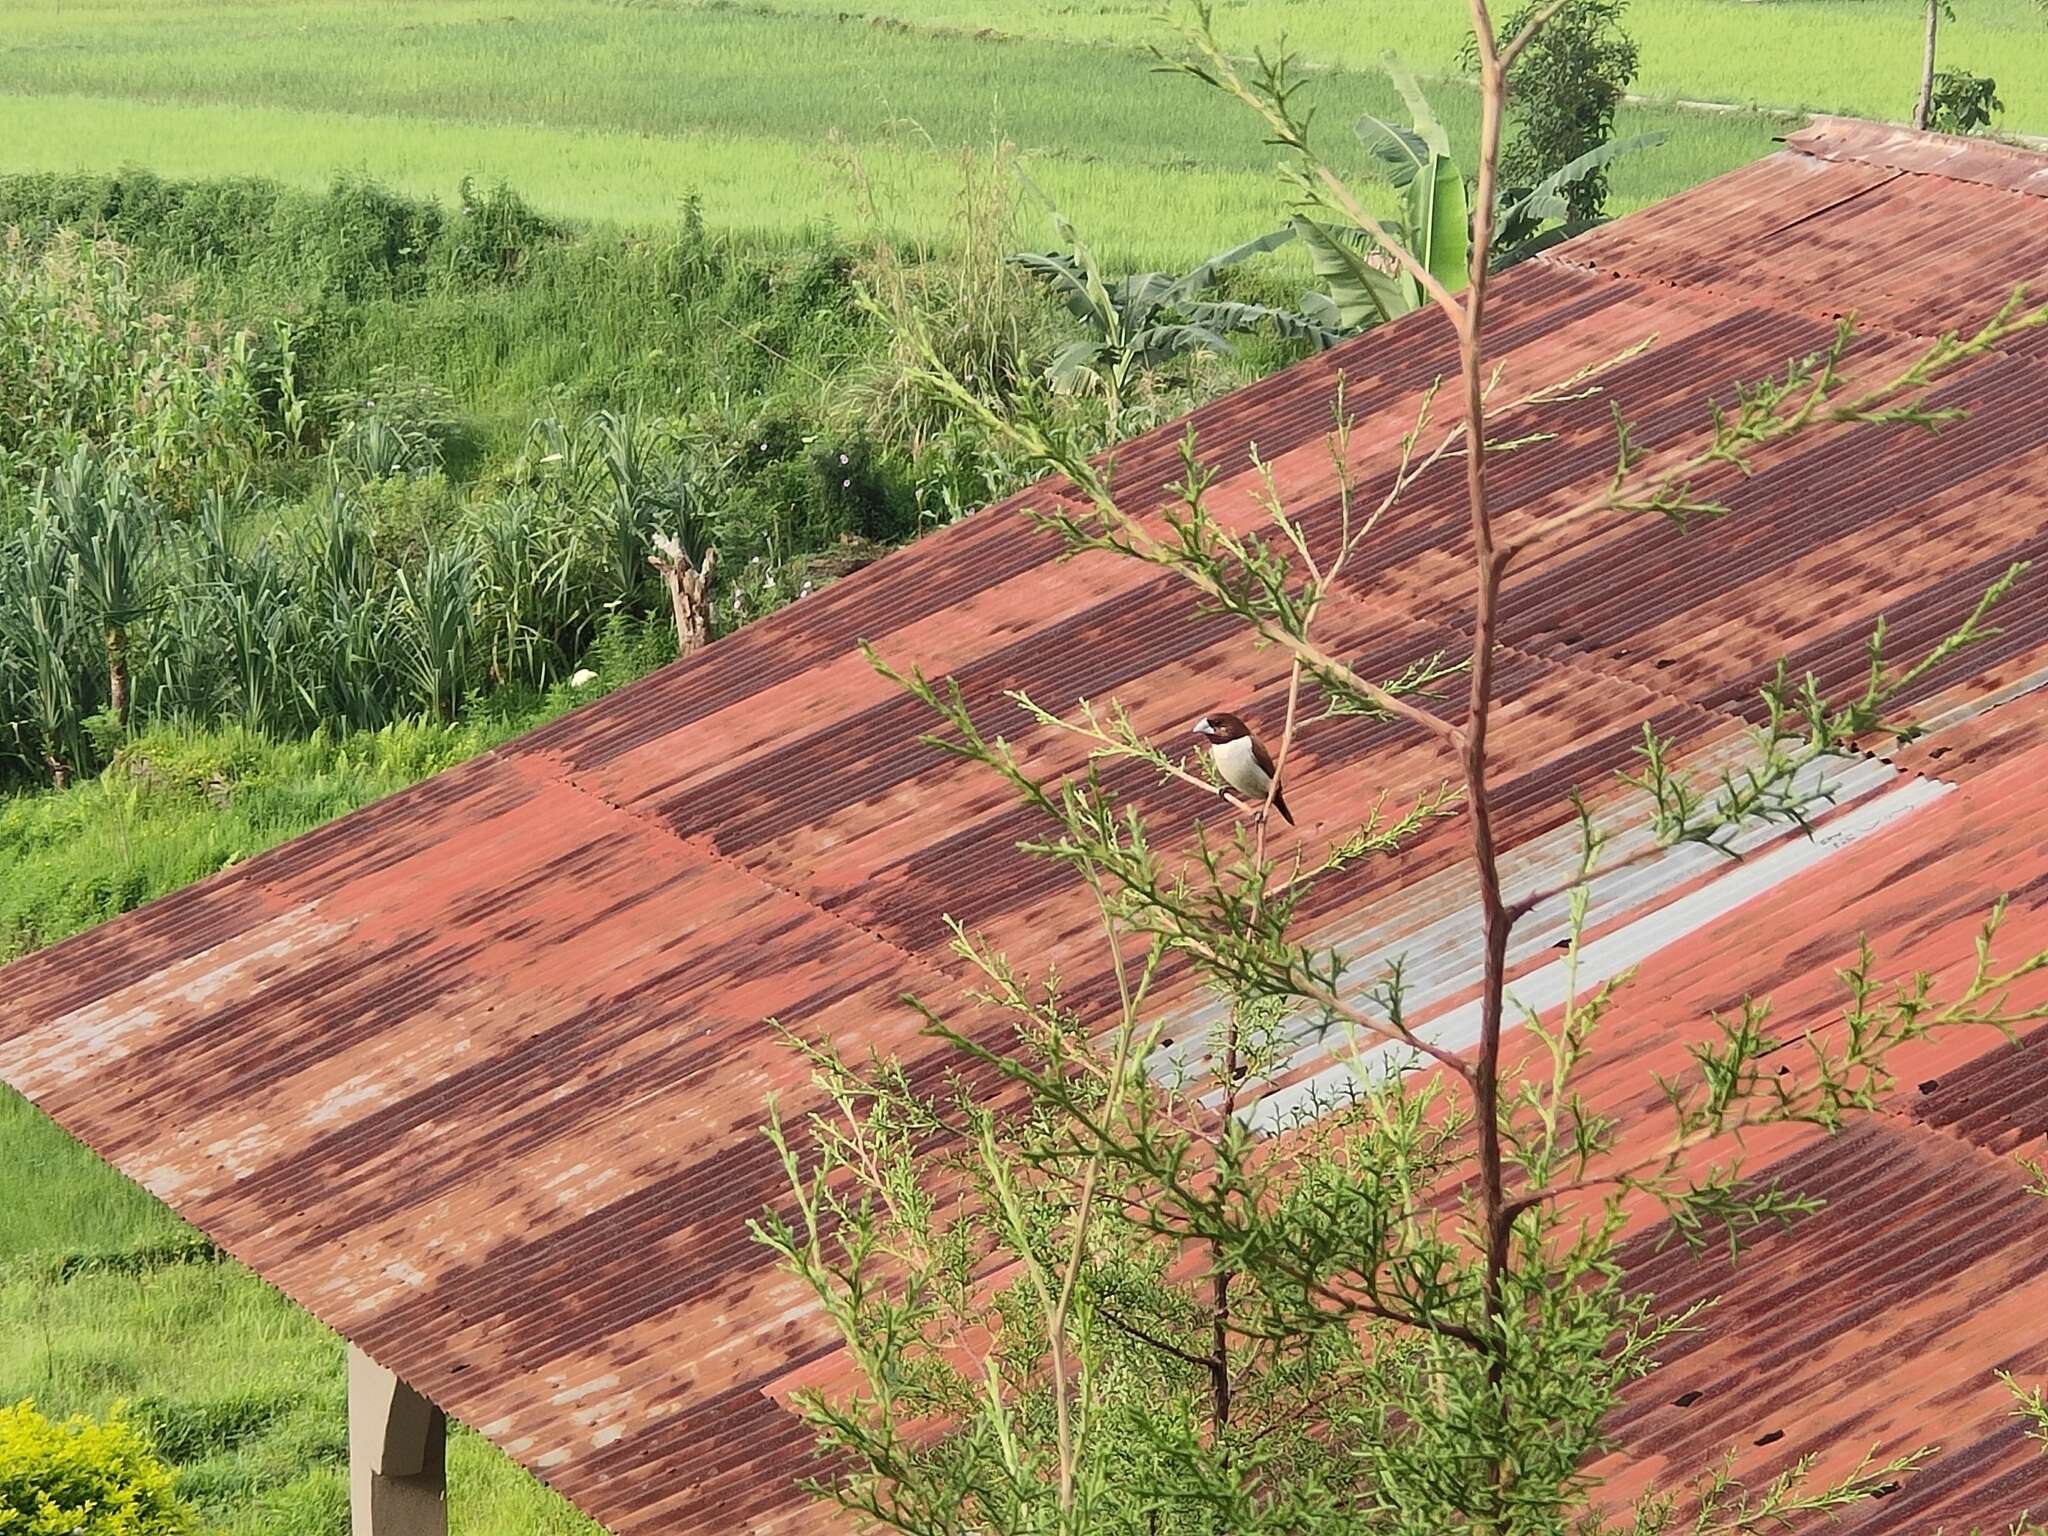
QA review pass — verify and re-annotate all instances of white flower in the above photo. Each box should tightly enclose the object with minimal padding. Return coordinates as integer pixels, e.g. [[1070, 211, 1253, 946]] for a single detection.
[[838, 452, 849, 465]]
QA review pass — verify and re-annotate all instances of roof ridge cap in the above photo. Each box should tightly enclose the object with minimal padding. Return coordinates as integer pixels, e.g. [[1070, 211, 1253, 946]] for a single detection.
[[1788, 115, 2048, 199]]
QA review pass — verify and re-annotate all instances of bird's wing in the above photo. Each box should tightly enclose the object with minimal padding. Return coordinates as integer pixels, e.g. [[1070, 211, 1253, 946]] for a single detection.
[[1250, 734, 1278, 778]]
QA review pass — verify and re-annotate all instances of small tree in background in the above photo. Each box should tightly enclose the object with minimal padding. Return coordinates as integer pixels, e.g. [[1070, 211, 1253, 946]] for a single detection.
[[1917, 0, 1947, 129], [1481, 0, 1640, 223], [756, 3, 2048, 1532], [1929, 68, 2005, 133], [1914, 0, 2003, 134]]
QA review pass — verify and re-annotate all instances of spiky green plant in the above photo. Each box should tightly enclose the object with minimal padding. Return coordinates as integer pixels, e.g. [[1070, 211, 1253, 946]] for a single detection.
[[48, 446, 153, 729], [394, 543, 476, 722], [0, 519, 91, 786], [217, 547, 296, 736], [590, 410, 661, 610], [472, 492, 584, 689]]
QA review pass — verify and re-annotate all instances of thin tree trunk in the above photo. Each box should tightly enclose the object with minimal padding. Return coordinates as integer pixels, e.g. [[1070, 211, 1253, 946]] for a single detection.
[[1207, 1002, 1238, 1451], [1462, 27, 1521, 1523], [106, 625, 129, 728], [1915, 0, 1939, 130]]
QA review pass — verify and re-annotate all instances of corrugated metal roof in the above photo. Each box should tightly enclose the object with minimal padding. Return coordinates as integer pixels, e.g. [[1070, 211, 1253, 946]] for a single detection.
[[4, 117, 2048, 1531]]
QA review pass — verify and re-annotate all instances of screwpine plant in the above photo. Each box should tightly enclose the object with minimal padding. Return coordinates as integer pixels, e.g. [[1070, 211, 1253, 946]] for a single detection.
[[752, 3, 2048, 1533]]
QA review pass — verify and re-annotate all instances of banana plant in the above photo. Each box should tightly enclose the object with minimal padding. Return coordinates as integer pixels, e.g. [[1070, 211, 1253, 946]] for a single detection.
[[1291, 57, 1664, 332], [1011, 213, 1332, 426], [1492, 131, 1671, 257]]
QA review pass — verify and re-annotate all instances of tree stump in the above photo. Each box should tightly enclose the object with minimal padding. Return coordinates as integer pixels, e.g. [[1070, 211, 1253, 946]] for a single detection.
[[650, 533, 717, 659]]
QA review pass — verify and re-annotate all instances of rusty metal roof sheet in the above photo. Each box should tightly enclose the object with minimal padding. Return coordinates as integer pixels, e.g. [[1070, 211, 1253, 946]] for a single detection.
[[4, 118, 2048, 1532]]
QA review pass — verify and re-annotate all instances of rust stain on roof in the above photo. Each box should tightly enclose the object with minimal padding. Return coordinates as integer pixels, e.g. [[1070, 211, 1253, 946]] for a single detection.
[[4, 118, 2048, 1532]]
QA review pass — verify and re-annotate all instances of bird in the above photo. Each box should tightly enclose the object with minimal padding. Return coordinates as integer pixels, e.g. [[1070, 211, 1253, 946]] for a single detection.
[[1191, 712, 1294, 826]]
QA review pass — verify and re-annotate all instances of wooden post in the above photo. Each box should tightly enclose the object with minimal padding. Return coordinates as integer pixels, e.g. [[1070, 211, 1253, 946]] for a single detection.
[[349, 1344, 446, 1536]]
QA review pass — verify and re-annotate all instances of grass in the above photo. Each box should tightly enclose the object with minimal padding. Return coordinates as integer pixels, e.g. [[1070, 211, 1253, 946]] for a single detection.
[[0, 0, 1796, 268]]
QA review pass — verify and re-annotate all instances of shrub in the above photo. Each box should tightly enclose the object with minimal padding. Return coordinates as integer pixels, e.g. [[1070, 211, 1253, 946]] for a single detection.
[[0, 1400, 195, 1536], [811, 435, 913, 545], [1929, 69, 2004, 132], [439, 178, 560, 286], [1489, 0, 1640, 221], [269, 174, 444, 302]]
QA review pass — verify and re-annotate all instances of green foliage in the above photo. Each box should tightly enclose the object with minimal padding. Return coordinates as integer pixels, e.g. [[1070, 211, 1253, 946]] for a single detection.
[[1288, 63, 1661, 332], [1492, 0, 1642, 222], [0, 232, 271, 505], [0, 1400, 194, 1536], [1364, 58, 1472, 291], [1288, 59, 1474, 331], [1012, 211, 1323, 423], [1930, 68, 2006, 131], [1493, 132, 1668, 257], [0, 185, 1059, 785], [2008, 1370, 2048, 1449], [0, 517, 94, 786]]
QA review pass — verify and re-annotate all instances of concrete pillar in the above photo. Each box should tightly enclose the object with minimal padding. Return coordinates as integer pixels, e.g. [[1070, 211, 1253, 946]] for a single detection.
[[349, 1343, 447, 1536]]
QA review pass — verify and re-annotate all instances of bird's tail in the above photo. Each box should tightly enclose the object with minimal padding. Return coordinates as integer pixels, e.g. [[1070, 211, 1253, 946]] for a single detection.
[[1273, 783, 1295, 826]]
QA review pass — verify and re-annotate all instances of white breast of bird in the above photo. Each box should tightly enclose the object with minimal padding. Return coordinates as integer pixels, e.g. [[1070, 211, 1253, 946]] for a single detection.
[[1212, 734, 1271, 799]]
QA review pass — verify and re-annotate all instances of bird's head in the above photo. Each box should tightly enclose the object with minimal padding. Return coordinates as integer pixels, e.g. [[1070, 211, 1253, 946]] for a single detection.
[[1192, 712, 1250, 744]]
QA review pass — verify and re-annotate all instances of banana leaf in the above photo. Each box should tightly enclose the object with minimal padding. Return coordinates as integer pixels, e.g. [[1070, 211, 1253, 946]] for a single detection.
[[1289, 216, 1413, 328]]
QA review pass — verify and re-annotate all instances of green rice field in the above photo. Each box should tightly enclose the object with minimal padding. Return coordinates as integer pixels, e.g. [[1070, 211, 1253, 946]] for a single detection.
[[762, 0, 2048, 125], [0, 0, 1830, 266]]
